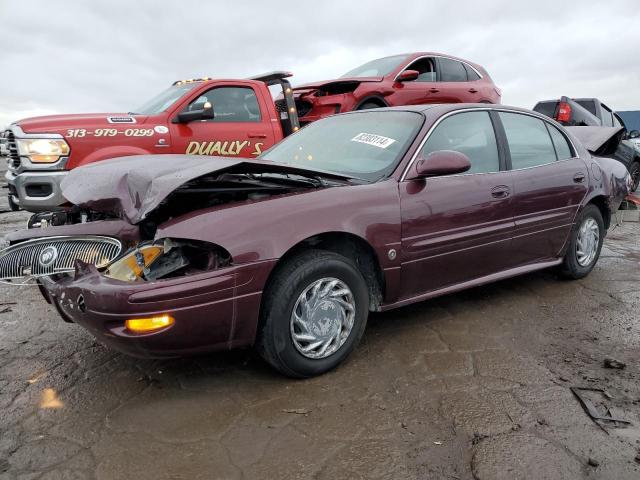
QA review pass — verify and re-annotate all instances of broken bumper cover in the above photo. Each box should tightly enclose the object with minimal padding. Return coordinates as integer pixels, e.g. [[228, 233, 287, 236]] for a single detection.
[[38, 260, 276, 357]]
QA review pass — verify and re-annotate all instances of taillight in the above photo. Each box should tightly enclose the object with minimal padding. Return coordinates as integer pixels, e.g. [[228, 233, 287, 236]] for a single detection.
[[557, 102, 571, 123]]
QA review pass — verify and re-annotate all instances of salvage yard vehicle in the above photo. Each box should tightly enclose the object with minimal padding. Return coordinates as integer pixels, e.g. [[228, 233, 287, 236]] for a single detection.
[[286, 52, 501, 125], [534, 96, 640, 191], [0, 104, 631, 377], [0, 72, 302, 212]]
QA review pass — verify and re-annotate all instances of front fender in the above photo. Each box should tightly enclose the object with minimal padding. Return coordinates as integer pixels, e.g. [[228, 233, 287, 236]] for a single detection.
[[69, 145, 152, 168], [155, 180, 402, 269]]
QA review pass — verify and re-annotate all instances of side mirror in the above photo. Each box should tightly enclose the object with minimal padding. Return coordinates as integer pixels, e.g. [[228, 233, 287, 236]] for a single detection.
[[628, 130, 640, 139], [396, 69, 419, 82], [408, 150, 471, 179], [174, 101, 215, 123]]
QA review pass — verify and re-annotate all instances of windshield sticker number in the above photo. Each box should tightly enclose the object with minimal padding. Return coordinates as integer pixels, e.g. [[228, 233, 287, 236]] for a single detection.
[[351, 132, 396, 149]]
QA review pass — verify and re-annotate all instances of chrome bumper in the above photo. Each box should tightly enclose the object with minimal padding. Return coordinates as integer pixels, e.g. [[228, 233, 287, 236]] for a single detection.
[[5, 169, 68, 212]]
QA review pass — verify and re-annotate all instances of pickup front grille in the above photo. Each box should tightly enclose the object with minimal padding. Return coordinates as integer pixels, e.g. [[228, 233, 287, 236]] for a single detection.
[[0, 130, 20, 168], [0, 236, 122, 283]]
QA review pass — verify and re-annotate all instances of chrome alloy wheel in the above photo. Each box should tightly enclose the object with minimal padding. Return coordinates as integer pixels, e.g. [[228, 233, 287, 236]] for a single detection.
[[576, 217, 600, 267], [290, 277, 356, 359]]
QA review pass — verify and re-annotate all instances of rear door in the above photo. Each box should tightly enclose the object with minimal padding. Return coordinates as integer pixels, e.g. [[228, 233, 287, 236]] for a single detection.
[[433, 57, 476, 103], [399, 110, 514, 298], [497, 111, 588, 265], [170, 84, 276, 158]]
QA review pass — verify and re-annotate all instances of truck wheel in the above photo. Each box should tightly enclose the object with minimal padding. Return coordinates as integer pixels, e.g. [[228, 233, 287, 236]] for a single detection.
[[629, 161, 640, 192], [357, 102, 382, 110], [8, 195, 19, 211], [257, 250, 369, 378], [560, 204, 604, 280]]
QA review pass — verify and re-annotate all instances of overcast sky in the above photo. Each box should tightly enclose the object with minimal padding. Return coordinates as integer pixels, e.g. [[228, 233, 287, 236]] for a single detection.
[[1, 0, 639, 127]]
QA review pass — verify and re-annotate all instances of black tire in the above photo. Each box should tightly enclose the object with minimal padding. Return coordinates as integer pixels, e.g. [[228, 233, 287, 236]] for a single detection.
[[257, 250, 369, 378], [560, 204, 604, 280], [8, 195, 19, 212], [629, 161, 640, 192], [357, 102, 382, 110]]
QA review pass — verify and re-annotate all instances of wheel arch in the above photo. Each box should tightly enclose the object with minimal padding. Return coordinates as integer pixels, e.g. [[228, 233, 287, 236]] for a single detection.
[[261, 231, 386, 314], [585, 194, 611, 230], [355, 95, 389, 110]]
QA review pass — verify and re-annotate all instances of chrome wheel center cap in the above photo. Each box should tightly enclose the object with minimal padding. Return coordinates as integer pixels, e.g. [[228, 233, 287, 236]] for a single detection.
[[290, 277, 356, 360]]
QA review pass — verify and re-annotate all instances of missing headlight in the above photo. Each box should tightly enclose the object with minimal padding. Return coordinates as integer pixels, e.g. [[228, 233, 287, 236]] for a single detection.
[[104, 239, 231, 282]]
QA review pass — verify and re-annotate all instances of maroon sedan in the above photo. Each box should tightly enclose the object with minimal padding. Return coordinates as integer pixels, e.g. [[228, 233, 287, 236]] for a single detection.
[[0, 104, 631, 377], [288, 53, 501, 124]]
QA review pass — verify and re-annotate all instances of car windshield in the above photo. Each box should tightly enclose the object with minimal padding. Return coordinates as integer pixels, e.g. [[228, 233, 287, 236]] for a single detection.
[[261, 111, 423, 182], [341, 55, 409, 78], [131, 83, 200, 115]]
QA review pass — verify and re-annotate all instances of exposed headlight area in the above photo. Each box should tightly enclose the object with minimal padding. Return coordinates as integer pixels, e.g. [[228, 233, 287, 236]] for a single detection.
[[104, 238, 232, 282], [16, 138, 70, 163]]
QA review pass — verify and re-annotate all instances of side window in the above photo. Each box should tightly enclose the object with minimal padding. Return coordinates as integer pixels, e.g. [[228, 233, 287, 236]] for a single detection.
[[404, 57, 436, 82], [421, 111, 499, 174], [463, 64, 481, 81], [186, 87, 261, 122], [499, 112, 557, 169], [439, 58, 468, 82], [600, 104, 613, 127], [547, 124, 573, 160]]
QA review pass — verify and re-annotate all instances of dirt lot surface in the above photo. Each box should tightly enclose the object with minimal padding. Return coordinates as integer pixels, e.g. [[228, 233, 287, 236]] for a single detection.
[[1, 186, 639, 479]]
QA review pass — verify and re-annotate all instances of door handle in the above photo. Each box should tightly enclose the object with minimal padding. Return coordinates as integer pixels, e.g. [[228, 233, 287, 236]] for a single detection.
[[248, 132, 267, 139], [573, 172, 586, 183], [468, 88, 478, 93], [429, 88, 440, 93], [491, 185, 510, 198]]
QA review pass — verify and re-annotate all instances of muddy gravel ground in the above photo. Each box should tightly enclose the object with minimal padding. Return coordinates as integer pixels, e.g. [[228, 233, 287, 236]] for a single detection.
[[0, 190, 639, 479]]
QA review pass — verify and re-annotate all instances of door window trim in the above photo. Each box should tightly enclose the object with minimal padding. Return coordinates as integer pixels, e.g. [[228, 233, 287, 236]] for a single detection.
[[393, 55, 484, 83], [400, 107, 580, 181]]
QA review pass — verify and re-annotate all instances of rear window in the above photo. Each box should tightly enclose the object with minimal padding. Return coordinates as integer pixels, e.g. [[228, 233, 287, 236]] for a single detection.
[[533, 101, 558, 119], [575, 100, 597, 116], [499, 112, 557, 169], [439, 58, 468, 82]]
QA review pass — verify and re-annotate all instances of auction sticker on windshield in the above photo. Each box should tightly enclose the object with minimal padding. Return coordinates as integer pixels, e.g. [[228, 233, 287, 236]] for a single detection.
[[351, 132, 396, 149]]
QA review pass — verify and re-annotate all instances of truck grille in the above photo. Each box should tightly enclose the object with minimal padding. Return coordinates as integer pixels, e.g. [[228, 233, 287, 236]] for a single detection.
[[0, 236, 122, 283], [0, 130, 20, 168]]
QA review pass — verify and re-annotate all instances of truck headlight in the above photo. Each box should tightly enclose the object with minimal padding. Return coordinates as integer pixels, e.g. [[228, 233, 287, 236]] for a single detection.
[[16, 138, 70, 163]]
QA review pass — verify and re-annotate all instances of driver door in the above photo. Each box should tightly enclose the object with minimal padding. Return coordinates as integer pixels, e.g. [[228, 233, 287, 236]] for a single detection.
[[391, 57, 441, 105], [399, 111, 515, 298], [170, 85, 275, 158]]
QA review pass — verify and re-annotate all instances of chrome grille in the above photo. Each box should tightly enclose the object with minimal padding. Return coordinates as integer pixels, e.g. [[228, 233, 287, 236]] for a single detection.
[[0, 236, 122, 282], [0, 130, 20, 168]]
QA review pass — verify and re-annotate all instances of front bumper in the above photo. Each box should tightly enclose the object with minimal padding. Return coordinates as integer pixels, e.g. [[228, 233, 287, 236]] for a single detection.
[[39, 259, 276, 358], [5, 169, 68, 212]]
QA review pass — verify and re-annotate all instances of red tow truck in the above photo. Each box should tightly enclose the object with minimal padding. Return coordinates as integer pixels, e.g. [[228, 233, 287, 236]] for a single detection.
[[1, 72, 301, 212]]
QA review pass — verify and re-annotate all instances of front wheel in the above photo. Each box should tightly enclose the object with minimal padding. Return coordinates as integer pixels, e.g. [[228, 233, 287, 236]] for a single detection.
[[257, 250, 369, 378], [560, 204, 604, 279], [357, 102, 382, 110]]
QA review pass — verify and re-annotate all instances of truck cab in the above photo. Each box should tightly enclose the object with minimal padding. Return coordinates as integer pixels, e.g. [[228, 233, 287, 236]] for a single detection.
[[1, 72, 300, 212]]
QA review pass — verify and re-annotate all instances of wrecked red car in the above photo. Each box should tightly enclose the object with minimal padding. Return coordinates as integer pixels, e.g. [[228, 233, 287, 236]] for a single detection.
[[0, 104, 631, 377], [286, 53, 501, 124]]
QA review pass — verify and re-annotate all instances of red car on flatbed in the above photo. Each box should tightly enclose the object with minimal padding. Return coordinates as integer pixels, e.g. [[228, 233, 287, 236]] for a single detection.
[[287, 52, 501, 124]]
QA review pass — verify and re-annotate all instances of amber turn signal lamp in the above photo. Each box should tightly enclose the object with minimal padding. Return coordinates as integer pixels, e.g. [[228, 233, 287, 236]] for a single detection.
[[125, 315, 175, 333]]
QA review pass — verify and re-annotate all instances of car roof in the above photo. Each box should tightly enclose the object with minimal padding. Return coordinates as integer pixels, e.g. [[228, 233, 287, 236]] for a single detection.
[[347, 103, 542, 117]]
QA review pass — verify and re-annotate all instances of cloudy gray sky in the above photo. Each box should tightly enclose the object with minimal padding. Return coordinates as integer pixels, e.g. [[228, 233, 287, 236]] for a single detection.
[[1, 0, 639, 127]]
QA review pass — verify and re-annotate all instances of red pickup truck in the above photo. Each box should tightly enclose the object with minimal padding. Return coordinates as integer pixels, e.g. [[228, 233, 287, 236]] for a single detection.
[[1, 72, 301, 212]]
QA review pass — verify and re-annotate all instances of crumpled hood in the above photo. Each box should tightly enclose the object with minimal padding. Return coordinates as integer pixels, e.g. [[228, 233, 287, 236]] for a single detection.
[[60, 154, 350, 224], [565, 126, 624, 153], [16, 113, 146, 133]]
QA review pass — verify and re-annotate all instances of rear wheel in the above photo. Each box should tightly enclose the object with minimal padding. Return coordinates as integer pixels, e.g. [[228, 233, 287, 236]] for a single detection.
[[629, 161, 640, 192], [357, 102, 382, 110], [257, 250, 369, 378], [560, 204, 604, 279]]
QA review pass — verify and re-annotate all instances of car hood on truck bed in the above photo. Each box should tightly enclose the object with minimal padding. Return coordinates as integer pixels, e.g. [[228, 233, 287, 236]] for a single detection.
[[60, 154, 353, 224], [292, 76, 383, 92]]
